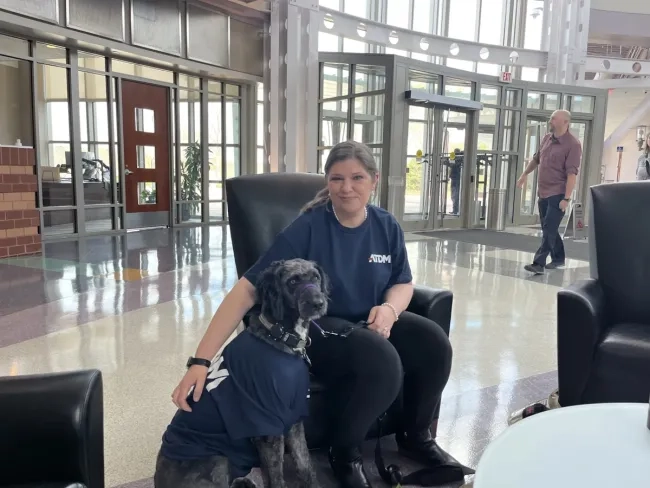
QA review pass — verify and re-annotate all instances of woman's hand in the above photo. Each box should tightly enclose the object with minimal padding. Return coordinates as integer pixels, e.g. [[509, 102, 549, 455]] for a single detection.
[[367, 305, 397, 339], [171, 365, 209, 412]]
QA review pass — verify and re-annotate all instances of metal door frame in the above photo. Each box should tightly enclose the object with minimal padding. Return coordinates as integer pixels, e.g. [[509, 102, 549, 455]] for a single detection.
[[513, 115, 547, 226], [400, 102, 480, 232]]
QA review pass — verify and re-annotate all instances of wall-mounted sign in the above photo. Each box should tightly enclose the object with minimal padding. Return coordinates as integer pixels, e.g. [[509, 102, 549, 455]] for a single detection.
[[616, 146, 624, 153], [500, 71, 513, 83]]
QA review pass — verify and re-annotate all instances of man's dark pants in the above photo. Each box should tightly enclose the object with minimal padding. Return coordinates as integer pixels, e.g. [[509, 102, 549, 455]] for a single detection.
[[533, 194, 566, 267]]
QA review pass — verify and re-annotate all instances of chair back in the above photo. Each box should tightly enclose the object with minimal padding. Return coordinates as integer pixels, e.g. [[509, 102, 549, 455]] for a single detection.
[[226, 173, 326, 277], [0, 369, 104, 487], [590, 182, 650, 323]]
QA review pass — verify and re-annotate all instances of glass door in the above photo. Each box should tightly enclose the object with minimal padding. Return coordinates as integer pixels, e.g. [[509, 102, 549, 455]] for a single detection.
[[515, 117, 547, 225], [403, 105, 435, 222], [436, 109, 468, 228], [401, 106, 472, 230], [569, 120, 589, 200]]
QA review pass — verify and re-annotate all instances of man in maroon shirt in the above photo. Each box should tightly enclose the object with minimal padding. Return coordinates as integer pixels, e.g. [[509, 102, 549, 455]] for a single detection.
[[517, 110, 582, 274]]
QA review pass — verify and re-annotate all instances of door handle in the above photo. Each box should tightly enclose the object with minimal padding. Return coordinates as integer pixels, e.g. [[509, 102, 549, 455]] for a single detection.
[[125, 169, 134, 175]]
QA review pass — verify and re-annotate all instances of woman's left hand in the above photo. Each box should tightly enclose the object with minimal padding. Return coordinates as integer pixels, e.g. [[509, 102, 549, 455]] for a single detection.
[[367, 305, 397, 339]]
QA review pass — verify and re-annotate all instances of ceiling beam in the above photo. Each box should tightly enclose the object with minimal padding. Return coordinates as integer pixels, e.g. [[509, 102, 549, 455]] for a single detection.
[[319, 7, 548, 68], [583, 77, 650, 89], [585, 56, 650, 76]]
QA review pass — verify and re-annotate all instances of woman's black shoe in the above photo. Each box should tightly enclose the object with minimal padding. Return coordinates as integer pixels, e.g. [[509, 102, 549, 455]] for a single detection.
[[396, 431, 450, 467], [328, 448, 373, 488]]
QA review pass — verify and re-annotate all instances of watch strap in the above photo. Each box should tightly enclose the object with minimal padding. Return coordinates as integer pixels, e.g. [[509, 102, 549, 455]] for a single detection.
[[187, 357, 211, 369]]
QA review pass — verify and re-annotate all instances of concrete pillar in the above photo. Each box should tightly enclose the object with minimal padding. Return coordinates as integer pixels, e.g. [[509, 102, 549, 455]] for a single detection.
[[268, 0, 320, 173], [545, 0, 591, 85]]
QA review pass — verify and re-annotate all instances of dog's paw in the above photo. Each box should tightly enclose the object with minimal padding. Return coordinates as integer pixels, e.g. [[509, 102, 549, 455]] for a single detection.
[[230, 477, 257, 488]]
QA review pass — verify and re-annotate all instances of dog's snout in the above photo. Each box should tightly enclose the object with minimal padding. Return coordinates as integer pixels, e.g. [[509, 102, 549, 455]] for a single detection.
[[311, 297, 325, 307]]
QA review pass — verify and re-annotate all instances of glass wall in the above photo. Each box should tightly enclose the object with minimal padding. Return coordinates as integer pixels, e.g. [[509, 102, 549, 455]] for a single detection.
[[318, 62, 386, 204], [318, 53, 607, 231], [0, 33, 249, 239]]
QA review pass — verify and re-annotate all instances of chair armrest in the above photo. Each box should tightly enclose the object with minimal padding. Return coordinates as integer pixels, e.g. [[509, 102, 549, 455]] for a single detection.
[[0, 370, 104, 488], [407, 285, 453, 337], [4, 484, 87, 488], [557, 279, 608, 407]]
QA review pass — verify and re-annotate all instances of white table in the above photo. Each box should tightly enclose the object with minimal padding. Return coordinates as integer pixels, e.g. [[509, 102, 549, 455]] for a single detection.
[[475, 403, 650, 488]]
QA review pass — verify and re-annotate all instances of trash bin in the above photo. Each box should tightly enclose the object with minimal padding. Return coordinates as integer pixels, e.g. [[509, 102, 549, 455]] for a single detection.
[[486, 188, 507, 231]]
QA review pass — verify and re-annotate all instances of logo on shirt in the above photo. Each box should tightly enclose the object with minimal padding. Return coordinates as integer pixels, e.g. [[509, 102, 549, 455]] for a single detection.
[[205, 356, 229, 393], [369, 254, 391, 264]]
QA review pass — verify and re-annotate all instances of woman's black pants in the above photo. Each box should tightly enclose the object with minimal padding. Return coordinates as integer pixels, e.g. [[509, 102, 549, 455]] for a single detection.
[[308, 311, 452, 452]]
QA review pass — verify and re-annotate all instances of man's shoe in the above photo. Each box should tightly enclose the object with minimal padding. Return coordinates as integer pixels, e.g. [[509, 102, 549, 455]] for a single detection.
[[396, 431, 450, 467], [524, 264, 545, 274], [328, 448, 373, 488], [545, 261, 565, 270]]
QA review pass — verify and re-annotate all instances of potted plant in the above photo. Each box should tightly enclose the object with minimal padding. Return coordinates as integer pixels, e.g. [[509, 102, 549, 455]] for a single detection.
[[181, 142, 204, 221]]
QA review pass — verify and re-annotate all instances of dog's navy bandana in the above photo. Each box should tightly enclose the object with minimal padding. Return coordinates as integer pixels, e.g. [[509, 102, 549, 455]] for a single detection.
[[160, 329, 310, 477]]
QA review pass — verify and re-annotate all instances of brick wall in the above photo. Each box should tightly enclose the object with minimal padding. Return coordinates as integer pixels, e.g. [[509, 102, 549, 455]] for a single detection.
[[0, 146, 41, 258]]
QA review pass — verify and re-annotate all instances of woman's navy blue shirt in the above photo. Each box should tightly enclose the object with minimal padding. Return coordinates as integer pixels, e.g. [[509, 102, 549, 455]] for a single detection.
[[244, 203, 413, 322]]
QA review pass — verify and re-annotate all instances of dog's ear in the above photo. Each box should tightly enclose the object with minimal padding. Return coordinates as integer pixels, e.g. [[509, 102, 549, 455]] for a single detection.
[[256, 261, 285, 321], [315, 263, 330, 295]]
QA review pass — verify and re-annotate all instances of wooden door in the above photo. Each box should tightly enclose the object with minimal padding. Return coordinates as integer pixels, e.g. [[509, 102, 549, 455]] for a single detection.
[[121, 79, 171, 228]]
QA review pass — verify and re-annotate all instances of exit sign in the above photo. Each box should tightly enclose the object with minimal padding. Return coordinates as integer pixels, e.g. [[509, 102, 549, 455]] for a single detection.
[[500, 71, 513, 83]]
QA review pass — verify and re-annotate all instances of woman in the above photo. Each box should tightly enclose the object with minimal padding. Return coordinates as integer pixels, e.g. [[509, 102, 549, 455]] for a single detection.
[[636, 134, 650, 181], [172, 141, 453, 488]]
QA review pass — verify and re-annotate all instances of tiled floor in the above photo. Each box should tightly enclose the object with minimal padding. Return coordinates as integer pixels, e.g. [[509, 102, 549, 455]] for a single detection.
[[0, 226, 590, 487]]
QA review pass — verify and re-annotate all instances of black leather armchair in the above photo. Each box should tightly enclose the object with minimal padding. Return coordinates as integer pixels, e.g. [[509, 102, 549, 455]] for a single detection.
[[226, 173, 453, 448], [0, 370, 104, 488], [558, 182, 650, 407]]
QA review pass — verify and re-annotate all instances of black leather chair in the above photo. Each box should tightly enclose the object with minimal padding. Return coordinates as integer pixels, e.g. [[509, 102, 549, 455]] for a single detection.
[[557, 182, 650, 407], [226, 172, 453, 449], [0, 369, 104, 488]]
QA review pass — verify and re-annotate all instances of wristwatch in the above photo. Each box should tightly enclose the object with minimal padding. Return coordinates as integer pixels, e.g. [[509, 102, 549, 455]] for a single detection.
[[562, 198, 571, 202], [186, 356, 211, 369]]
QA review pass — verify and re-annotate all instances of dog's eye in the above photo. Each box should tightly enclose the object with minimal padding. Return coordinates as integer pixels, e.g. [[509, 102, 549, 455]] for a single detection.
[[289, 278, 297, 286]]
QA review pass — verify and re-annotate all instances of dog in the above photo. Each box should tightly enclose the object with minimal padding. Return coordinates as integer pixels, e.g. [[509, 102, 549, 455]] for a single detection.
[[154, 259, 329, 488]]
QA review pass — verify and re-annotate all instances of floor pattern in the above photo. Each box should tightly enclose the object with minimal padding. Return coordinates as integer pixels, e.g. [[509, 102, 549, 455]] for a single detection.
[[0, 227, 587, 487]]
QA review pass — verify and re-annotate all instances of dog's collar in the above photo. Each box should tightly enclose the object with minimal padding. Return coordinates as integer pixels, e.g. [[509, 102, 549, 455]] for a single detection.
[[258, 314, 310, 352]]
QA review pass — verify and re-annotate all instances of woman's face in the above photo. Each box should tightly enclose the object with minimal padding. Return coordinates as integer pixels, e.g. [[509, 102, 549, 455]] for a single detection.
[[327, 158, 378, 214]]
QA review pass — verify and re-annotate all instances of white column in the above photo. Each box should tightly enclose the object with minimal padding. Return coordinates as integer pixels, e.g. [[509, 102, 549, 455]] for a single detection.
[[268, 0, 321, 173], [545, 0, 591, 85]]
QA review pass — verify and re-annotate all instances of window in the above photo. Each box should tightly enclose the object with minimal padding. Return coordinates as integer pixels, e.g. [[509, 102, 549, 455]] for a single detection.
[[344, 0, 369, 18], [343, 38, 367, 53], [524, 0, 544, 50], [256, 83, 265, 174], [78, 71, 112, 204], [37, 64, 74, 206], [413, 0, 434, 33], [203, 82, 243, 222], [319, 32, 340, 52], [386, 0, 410, 29], [0, 57, 33, 147], [479, 0, 504, 45], [179, 88, 203, 222], [319, 0, 340, 9], [448, 0, 478, 41]]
